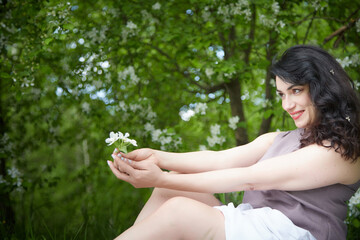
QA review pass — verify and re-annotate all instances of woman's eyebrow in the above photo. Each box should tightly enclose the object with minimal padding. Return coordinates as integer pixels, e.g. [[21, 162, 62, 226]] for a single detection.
[[286, 84, 298, 90]]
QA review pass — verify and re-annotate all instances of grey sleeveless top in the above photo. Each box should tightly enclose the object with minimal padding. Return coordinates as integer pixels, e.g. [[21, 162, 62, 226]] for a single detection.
[[242, 129, 360, 240]]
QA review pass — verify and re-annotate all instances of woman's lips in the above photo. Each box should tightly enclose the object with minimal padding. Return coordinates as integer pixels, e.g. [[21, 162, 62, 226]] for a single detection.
[[290, 110, 304, 120]]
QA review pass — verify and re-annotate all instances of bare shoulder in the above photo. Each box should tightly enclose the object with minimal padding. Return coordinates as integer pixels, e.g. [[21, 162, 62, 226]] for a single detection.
[[301, 143, 360, 185], [252, 131, 282, 148], [250, 142, 360, 191]]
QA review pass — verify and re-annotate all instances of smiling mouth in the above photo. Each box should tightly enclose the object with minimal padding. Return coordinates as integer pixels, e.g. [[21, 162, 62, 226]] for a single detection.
[[290, 110, 304, 120]]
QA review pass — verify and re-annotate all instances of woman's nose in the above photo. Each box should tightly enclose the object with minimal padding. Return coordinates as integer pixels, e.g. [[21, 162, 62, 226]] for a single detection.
[[282, 96, 295, 111]]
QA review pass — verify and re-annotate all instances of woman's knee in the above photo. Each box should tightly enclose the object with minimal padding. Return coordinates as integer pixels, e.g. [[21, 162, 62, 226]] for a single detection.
[[158, 196, 191, 214], [151, 187, 174, 200], [155, 197, 226, 240], [159, 196, 203, 218]]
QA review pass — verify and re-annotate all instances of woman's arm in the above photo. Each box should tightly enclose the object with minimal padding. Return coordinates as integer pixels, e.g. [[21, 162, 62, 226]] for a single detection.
[[109, 143, 360, 193], [122, 132, 280, 173]]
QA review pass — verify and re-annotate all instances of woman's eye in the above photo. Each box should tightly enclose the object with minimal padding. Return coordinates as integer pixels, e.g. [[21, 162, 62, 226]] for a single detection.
[[277, 92, 284, 98], [293, 89, 302, 94]]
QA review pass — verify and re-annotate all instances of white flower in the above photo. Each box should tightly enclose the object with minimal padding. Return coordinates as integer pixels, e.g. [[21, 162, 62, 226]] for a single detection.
[[129, 103, 141, 112], [229, 116, 240, 130], [348, 188, 360, 217], [105, 131, 119, 146], [159, 136, 172, 146], [126, 21, 137, 29], [151, 129, 163, 142], [205, 68, 214, 78], [105, 131, 138, 152], [144, 123, 155, 132], [152, 2, 161, 10], [210, 124, 221, 136], [82, 102, 90, 113], [147, 110, 157, 120], [336, 57, 352, 68], [118, 66, 140, 85], [118, 132, 130, 141], [277, 20, 285, 29], [124, 138, 137, 147], [179, 109, 195, 121], [272, 1, 280, 15], [7, 167, 21, 179], [350, 53, 360, 67], [207, 135, 225, 147], [194, 102, 208, 115], [119, 101, 127, 109], [202, 9, 211, 22], [199, 145, 207, 151]]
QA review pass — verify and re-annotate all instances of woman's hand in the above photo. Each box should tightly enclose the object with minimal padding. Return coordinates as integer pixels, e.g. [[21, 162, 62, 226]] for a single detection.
[[117, 148, 159, 165], [108, 153, 163, 189]]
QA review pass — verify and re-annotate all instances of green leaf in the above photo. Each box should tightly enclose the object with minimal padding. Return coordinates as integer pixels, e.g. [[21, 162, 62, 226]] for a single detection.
[[353, 218, 360, 228], [63, 23, 74, 31], [0, 72, 11, 79], [44, 38, 53, 45], [59, 34, 66, 40], [118, 145, 128, 154], [264, 109, 273, 119]]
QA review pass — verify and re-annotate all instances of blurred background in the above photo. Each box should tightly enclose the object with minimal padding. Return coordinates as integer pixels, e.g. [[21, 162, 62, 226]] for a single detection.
[[1, 0, 360, 239]]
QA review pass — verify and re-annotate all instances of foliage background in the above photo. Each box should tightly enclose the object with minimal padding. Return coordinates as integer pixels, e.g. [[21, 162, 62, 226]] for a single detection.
[[1, 0, 360, 239]]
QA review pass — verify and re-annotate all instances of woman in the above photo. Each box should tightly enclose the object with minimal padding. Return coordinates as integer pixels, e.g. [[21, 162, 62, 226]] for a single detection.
[[108, 45, 360, 240]]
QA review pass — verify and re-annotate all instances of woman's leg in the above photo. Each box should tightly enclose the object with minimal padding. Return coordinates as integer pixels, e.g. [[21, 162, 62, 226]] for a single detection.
[[115, 196, 226, 240], [134, 187, 221, 224]]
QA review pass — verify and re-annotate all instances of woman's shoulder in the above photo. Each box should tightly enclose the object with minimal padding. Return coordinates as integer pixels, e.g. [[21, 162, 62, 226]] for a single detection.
[[255, 131, 283, 148]]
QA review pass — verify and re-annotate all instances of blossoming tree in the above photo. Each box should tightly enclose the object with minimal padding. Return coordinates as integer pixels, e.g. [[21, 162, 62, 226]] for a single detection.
[[1, 0, 359, 239]]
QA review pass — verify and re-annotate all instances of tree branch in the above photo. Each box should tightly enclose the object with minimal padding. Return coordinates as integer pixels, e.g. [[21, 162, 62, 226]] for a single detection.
[[303, 11, 316, 44], [146, 43, 226, 93], [323, 7, 360, 46], [323, 17, 359, 46], [291, 16, 343, 25]]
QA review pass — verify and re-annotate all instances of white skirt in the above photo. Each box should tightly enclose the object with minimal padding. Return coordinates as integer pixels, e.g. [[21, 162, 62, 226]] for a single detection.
[[214, 203, 316, 240]]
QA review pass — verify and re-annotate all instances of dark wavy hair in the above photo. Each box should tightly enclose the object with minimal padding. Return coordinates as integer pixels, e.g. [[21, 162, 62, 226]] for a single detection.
[[271, 45, 360, 162]]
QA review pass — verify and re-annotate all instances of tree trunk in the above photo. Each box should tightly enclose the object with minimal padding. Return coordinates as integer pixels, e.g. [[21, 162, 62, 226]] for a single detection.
[[258, 31, 278, 136], [226, 78, 248, 145]]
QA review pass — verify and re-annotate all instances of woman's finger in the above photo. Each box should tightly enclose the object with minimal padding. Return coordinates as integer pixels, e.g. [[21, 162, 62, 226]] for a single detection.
[[107, 160, 130, 182], [121, 149, 141, 160], [112, 153, 136, 173], [111, 153, 130, 173]]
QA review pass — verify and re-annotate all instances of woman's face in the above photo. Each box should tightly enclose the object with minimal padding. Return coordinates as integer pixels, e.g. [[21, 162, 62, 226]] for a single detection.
[[276, 76, 318, 129]]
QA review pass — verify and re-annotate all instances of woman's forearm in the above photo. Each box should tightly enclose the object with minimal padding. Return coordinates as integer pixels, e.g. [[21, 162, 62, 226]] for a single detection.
[[158, 167, 250, 193], [154, 150, 226, 173], [153, 132, 279, 174]]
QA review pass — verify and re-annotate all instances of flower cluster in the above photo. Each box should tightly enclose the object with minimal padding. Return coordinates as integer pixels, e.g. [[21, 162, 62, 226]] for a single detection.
[[207, 124, 225, 147], [228, 116, 240, 130], [216, 0, 251, 23], [336, 56, 353, 68], [205, 68, 215, 78], [348, 188, 360, 218], [152, 2, 161, 10], [336, 54, 360, 69], [194, 103, 208, 115], [105, 131, 137, 153], [121, 20, 139, 42], [0, 166, 23, 191], [118, 66, 141, 85], [143, 123, 182, 151], [117, 98, 156, 122]]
